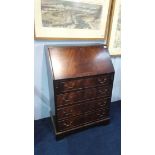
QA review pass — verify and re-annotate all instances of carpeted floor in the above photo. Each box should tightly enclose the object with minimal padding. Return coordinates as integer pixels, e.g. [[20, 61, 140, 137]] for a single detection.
[[34, 100, 121, 155]]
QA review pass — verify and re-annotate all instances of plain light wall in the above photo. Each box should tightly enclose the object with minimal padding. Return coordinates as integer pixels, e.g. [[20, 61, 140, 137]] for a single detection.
[[34, 40, 121, 120]]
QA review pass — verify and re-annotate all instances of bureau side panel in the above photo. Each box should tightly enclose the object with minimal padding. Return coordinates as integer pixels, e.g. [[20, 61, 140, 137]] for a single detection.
[[45, 46, 55, 116]]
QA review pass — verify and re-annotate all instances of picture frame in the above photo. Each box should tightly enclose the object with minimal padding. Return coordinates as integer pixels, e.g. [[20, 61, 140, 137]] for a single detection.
[[34, 0, 113, 40], [108, 0, 121, 55]]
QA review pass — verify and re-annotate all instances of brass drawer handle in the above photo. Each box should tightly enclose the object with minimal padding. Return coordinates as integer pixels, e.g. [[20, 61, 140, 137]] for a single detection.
[[97, 77, 107, 84], [63, 96, 70, 102], [63, 111, 69, 116], [97, 111, 106, 117], [63, 109, 73, 115], [64, 82, 75, 89], [103, 101, 107, 106], [97, 113, 103, 117], [64, 121, 73, 127], [63, 94, 74, 102], [98, 102, 104, 106], [97, 101, 107, 107], [98, 90, 105, 94]]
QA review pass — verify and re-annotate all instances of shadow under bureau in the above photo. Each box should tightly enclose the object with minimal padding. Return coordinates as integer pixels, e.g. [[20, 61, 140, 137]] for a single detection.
[[45, 45, 115, 138]]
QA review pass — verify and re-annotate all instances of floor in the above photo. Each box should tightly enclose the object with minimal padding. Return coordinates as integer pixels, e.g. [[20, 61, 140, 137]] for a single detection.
[[34, 100, 121, 155]]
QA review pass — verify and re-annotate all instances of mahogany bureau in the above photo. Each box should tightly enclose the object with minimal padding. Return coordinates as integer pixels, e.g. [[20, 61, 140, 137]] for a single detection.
[[45, 45, 115, 138]]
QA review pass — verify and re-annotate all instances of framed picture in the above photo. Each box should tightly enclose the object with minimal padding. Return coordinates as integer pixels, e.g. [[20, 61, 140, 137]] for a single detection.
[[108, 0, 121, 55], [34, 0, 113, 40]]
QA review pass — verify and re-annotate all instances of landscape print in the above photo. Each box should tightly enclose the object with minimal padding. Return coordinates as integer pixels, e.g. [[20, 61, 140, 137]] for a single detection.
[[41, 0, 103, 30], [113, 5, 121, 49]]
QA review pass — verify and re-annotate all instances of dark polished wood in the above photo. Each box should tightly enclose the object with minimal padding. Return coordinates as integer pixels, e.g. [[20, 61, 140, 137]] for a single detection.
[[55, 73, 114, 94], [57, 109, 109, 131], [48, 45, 114, 80], [56, 86, 112, 107], [45, 45, 115, 138], [57, 97, 111, 119], [52, 116, 110, 140]]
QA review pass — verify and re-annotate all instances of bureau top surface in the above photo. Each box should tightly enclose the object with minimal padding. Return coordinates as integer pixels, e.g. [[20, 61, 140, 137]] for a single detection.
[[47, 45, 114, 80]]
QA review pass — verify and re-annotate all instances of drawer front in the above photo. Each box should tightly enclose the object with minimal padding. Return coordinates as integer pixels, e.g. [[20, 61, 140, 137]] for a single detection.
[[57, 109, 109, 132], [57, 86, 112, 107], [55, 73, 114, 93], [57, 98, 111, 119]]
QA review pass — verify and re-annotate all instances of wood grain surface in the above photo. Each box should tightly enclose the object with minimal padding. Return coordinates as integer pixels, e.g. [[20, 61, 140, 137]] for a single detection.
[[48, 45, 114, 80]]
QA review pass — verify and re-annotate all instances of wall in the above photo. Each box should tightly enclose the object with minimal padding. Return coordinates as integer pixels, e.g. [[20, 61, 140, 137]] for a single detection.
[[34, 40, 121, 120]]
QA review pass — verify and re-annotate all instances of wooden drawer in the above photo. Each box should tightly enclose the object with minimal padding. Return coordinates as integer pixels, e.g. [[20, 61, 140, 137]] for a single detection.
[[57, 109, 109, 132], [57, 98, 111, 119], [55, 73, 114, 93], [57, 86, 112, 107]]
